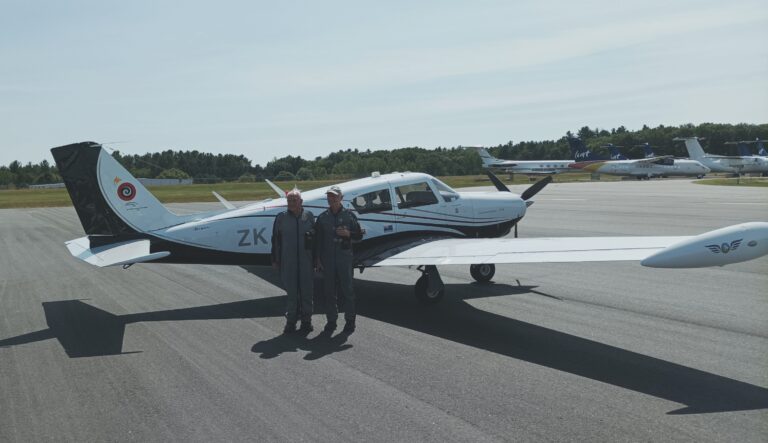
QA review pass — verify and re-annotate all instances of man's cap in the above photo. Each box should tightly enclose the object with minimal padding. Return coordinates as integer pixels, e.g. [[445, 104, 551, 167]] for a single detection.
[[326, 185, 342, 196]]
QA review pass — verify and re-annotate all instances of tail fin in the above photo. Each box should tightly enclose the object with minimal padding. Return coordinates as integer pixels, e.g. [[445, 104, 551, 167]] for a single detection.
[[473, 147, 497, 167], [51, 142, 182, 235], [736, 142, 752, 157], [640, 143, 655, 158], [756, 140, 767, 156], [567, 137, 603, 161], [675, 137, 706, 160], [604, 144, 627, 160]]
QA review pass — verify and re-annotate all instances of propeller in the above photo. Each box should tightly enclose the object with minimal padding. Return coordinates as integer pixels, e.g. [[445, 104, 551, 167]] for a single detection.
[[485, 170, 509, 192], [521, 175, 553, 201], [486, 171, 552, 238]]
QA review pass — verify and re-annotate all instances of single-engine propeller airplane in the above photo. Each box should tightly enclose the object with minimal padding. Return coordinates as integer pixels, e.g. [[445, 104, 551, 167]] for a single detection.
[[52, 142, 768, 304]]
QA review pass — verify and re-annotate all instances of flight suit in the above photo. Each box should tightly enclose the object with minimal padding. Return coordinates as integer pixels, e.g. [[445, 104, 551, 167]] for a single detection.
[[315, 207, 363, 324], [271, 209, 315, 325]]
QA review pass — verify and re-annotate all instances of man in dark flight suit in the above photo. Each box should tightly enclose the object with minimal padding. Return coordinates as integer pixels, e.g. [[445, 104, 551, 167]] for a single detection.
[[271, 189, 315, 334], [315, 185, 364, 334]]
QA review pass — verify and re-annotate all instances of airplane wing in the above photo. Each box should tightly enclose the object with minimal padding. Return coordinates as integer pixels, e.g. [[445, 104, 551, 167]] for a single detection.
[[368, 222, 768, 269], [370, 236, 684, 266], [630, 155, 674, 165]]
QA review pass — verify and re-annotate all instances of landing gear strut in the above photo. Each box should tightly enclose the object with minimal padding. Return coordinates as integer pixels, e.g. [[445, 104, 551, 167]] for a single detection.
[[415, 265, 445, 304], [470, 264, 495, 283]]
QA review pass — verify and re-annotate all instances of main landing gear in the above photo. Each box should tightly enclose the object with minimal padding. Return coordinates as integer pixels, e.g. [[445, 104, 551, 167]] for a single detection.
[[414, 263, 497, 304], [470, 263, 495, 282]]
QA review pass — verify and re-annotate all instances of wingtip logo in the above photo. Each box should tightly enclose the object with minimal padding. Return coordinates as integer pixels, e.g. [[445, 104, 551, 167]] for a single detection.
[[705, 239, 742, 254], [117, 182, 137, 201]]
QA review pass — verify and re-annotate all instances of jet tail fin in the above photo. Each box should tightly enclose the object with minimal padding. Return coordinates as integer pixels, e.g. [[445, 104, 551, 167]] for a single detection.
[[640, 143, 655, 158], [756, 140, 767, 156], [473, 147, 497, 167], [567, 137, 603, 161], [674, 137, 706, 160]]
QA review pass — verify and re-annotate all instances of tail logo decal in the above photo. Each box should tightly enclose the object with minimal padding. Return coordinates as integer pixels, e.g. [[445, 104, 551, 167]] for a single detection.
[[117, 182, 137, 201], [705, 239, 742, 254]]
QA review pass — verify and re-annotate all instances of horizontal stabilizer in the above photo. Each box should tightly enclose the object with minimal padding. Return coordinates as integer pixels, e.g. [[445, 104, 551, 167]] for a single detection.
[[65, 237, 170, 267]]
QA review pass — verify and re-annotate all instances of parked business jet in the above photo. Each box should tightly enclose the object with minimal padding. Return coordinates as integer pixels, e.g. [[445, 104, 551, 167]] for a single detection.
[[568, 138, 709, 179], [52, 142, 767, 303], [474, 147, 574, 174], [677, 137, 768, 175]]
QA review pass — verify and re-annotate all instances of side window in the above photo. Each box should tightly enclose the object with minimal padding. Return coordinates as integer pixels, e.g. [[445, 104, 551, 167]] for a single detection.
[[351, 188, 392, 214], [395, 182, 439, 209]]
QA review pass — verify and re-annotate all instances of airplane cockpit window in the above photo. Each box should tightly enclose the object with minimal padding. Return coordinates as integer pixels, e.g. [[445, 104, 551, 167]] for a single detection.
[[430, 178, 459, 202], [395, 182, 439, 209], [351, 188, 392, 214]]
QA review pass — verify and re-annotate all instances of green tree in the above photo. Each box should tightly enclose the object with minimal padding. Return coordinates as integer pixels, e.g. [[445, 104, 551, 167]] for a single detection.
[[156, 168, 190, 179]]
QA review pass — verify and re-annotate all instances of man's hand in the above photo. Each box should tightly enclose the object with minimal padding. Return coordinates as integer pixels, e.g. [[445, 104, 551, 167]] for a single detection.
[[335, 226, 350, 238]]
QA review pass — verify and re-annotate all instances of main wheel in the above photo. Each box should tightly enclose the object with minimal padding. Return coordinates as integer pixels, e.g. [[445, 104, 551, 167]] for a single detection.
[[469, 264, 495, 283], [415, 274, 444, 304]]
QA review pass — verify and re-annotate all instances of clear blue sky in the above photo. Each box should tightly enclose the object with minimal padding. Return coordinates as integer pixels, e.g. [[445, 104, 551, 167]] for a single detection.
[[1, 0, 766, 167]]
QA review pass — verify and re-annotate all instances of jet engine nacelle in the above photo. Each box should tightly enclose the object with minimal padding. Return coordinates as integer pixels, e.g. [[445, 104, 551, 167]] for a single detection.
[[641, 222, 768, 268]]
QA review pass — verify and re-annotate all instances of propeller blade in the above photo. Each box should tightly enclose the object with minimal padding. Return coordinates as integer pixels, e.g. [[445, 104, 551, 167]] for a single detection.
[[521, 175, 552, 201], [485, 171, 510, 192]]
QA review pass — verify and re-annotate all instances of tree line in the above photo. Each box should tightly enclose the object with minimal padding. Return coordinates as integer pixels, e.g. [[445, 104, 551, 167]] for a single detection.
[[1, 122, 766, 187]]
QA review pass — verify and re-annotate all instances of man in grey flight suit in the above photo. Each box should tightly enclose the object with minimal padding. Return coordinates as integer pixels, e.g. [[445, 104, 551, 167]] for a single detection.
[[271, 188, 316, 334], [315, 185, 364, 334]]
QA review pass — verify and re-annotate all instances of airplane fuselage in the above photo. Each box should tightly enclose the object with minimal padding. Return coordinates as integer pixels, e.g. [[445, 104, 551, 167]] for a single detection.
[[696, 156, 768, 174], [483, 160, 574, 174], [579, 159, 709, 178], [146, 172, 527, 266]]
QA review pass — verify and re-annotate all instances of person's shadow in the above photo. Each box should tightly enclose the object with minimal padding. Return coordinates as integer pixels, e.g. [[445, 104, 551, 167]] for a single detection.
[[251, 330, 353, 360]]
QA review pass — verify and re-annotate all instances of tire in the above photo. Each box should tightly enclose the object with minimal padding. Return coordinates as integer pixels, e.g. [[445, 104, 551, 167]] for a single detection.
[[469, 264, 495, 283], [415, 274, 444, 304]]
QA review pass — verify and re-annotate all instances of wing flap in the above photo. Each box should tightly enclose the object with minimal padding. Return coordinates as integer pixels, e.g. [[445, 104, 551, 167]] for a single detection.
[[65, 236, 170, 267], [372, 236, 690, 266]]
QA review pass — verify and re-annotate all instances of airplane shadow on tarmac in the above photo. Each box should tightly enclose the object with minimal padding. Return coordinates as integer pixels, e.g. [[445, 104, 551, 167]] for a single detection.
[[1, 266, 767, 415]]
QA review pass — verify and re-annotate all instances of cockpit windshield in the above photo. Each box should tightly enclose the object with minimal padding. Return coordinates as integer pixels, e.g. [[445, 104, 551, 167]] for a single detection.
[[430, 178, 459, 202]]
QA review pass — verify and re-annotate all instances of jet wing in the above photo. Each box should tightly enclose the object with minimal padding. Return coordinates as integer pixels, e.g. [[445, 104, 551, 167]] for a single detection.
[[371, 236, 686, 266], [630, 155, 674, 165]]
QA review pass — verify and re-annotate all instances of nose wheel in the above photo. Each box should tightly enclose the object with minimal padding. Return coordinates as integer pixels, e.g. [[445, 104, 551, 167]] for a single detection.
[[470, 264, 495, 283]]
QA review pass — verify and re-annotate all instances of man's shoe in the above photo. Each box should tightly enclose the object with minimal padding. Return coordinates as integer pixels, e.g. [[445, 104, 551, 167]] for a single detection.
[[283, 322, 297, 334], [323, 321, 337, 333], [299, 321, 314, 333], [342, 320, 355, 333]]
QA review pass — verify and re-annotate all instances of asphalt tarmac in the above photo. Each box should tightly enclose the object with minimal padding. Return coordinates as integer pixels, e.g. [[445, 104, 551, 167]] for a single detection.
[[1, 180, 766, 442]]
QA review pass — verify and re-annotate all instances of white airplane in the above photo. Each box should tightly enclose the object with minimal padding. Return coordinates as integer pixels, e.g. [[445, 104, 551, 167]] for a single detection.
[[677, 137, 768, 175], [52, 142, 768, 303], [474, 147, 574, 174], [569, 139, 710, 179]]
